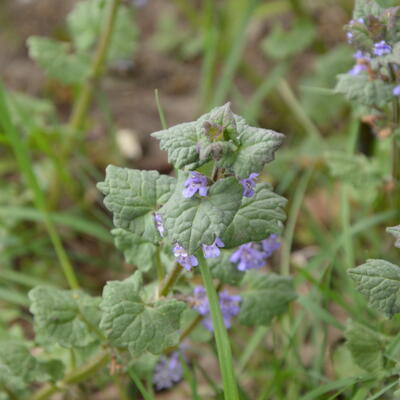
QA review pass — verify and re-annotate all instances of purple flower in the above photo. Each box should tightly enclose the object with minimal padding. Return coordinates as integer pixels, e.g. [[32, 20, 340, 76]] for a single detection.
[[373, 40, 392, 56], [154, 213, 165, 237], [261, 234, 281, 258], [353, 50, 370, 61], [202, 237, 224, 258], [191, 286, 241, 331], [346, 31, 353, 43], [229, 242, 266, 271], [153, 352, 183, 390], [393, 85, 400, 96], [182, 172, 208, 198], [173, 244, 198, 271], [240, 173, 259, 197], [348, 64, 367, 76]]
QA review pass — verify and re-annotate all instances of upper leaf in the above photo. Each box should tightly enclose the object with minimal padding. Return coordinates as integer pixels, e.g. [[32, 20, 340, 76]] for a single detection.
[[152, 104, 283, 176], [354, 0, 385, 18], [239, 274, 297, 326], [345, 320, 386, 372], [67, 0, 137, 62], [222, 183, 287, 248], [29, 287, 101, 347], [386, 225, 400, 248], [97, 166, 176, 243], [27, 37, 90, 85], [335, 73, 394, 108], [100, 272, 186, 355], [348, 259, 400, 317], [159, 174, 243, 254]]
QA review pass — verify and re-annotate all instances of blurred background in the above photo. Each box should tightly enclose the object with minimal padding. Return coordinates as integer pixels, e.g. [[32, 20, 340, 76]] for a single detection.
[[1, 0, 399, 398]]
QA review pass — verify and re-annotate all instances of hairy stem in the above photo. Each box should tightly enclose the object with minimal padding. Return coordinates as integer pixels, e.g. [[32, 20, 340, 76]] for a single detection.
[[155, 246, 165, 283], [68, 0, 121, 132], [198, 253, 239, 400], [159, 263, 182, 297], [32, 351, 110, 400]]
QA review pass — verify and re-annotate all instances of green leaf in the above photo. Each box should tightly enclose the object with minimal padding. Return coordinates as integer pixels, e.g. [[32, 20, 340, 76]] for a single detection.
[[29, 287, 100, 347], [345, 320, 386, 372], [261, 20, 316, 60], [0, 364, 25, 398], [386, 225, 400, 248], [112, 228, 158, 272], [152, 104, 283, 175], [67, 0, 137, 62], [348, 259, 400, 317], [335, 73, 394, 108], [239, 274, 297, 326], [208, 250, 245, 286], [159, 174, 243, 254], [100, 272, 186, 355], [27, 36, 90, 84], [97, 166, 176, 243], [0, 341, 64, 383], [375, 0, 398, 6], [222, 183, 286, 248], [354, 0, 385, 18]]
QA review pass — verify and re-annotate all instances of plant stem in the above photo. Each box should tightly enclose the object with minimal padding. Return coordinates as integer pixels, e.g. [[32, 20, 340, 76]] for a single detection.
[[68, 0, 121, 132], [113, 374, 130, 400], [159, 263, 182, 297], [32, 351, 110, 400], [198, 253, 239, 400], [154, 246, 165, 283], [154, 89, 168, 130]]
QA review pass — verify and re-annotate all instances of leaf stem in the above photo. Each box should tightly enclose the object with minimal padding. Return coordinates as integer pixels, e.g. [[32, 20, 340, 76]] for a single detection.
[[154, 89, 168, 130], [68, 0, 121, 132], [155, 246, 165, 283], [198, 253, 239, 400], [159, 263, 182, 297], [32, 351, 110, 400]]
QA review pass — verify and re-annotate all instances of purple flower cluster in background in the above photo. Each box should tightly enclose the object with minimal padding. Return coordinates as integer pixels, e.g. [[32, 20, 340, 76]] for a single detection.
[[182, 172, 208, 198], [192, 286, 241, 331], [153, 351, 183, 391], [346, 18, 364, 44], [240, 173, 259, 197], [154, 213, 165, 237], [393, 85, 400, 96], [373, 40, 391, 56], [230, 234, 281, 271], [173, 244, 198, 271], [202, 237, 224, 258]]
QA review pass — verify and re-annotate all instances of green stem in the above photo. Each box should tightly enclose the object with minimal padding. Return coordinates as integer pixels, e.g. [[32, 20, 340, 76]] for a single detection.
[[68, 0, 121, 132], [154, 246, 165, 282], [113, 374, 130, 400], [32, 351, 110, 400], [198, 254, 239, 400], [154, 89, 168, 130], [159, 263, 182, 297]]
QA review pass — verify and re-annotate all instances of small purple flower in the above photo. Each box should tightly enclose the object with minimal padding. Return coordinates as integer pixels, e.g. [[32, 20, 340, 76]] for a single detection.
[[153, 352, 183, 391], [346, 31, 353, 43], [229, 242, 266, 271], [353, 50, 370, 61], [191, 286, 241, 331], [173, 244, 198, 271], [261, 234, 281, 258], [348, 64, 367, 76], [373, 40, 392, 56], [393, 85, 400, 96], [202, 237, 224, 258], [240, 173, 259, 197], [182, 172, 208, 198], [154, 213, 165, 237]]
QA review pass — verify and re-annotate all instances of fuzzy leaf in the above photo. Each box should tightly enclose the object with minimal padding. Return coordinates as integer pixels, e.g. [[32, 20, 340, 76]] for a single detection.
[[97, 166, 176, 243], [386, 225, 400, 248], [335, 73, 394, 108], [67, 0, 137, 61], [348, 259, 400, 317], [222, 183, 287, 248], [208, 250, 245, 286], [100, 272, 186, 355], [159, 174, 243, 254], [345, 320, 385, 372], [29, 287, 100, 347], [354, 0, 385, 18], [112, 228, 158, 272], [27, 36, 90, 84], [0, 342, 64, 383], [0, 364, 25, 398], [239, 274, 297, 326]]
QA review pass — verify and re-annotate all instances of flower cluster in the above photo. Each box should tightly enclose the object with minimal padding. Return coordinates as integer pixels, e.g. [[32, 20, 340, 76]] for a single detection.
[[153, 351, 183, 391], [230, 234, 281, 271], [182, 172, 208, 198], [173, 244, 199, 271], [191, 286, 241, 331]]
